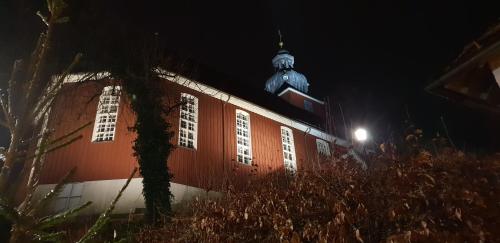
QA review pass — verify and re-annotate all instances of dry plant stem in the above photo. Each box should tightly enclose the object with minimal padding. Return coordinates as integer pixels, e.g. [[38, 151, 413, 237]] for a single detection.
[[76, 167, 138, 243]]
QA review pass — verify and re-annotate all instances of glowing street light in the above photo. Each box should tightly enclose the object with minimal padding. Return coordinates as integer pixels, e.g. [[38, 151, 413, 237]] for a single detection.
[[354, 128, 368, 142]]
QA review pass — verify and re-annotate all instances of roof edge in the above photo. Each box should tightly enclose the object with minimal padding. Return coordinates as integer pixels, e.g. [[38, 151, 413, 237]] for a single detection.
[[155, 69, 347, 147], [277, 87, 325, 104], [426, 39, 500, 93]]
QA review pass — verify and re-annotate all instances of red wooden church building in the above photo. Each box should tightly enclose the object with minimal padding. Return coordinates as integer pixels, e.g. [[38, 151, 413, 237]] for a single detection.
[[35, 45, 356, 215]]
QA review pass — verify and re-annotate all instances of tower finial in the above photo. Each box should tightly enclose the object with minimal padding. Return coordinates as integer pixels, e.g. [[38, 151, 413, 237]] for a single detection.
[[278, 29, 284, 49]]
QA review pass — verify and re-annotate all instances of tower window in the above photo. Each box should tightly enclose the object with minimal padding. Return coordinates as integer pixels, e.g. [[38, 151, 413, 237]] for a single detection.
[[304, 100, 314, 112], [236, 110, 252, 165], [178, 93, 198, 149], [281, 126, 297, 172], [316, 139, 331, 156], [91, 86, 121, 142]]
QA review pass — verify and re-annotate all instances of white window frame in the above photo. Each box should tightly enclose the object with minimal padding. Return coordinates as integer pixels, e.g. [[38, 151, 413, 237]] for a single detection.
[[178, 93, 198, 149], [280, 126, 297, 172], [91, 86, 121, 142], [316, 139, 331, 156], [236, 109, 252, 165]]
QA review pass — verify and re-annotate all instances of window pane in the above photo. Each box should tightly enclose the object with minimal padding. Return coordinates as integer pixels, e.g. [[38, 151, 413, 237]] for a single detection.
[[178, 93, 198, 149], [316, 139, 331, 156], [281, 127, 296, 172], [92, 86, 120, 142], [236, 110, 252, 165]]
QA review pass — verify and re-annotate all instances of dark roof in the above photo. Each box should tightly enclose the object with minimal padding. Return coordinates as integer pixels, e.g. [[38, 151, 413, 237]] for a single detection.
[[426, 21, 500, 113], [166, 57, 325, 129], [446, 23, 500, 72]]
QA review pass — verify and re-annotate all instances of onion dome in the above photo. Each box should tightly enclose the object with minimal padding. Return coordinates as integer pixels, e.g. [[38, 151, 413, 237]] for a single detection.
[[265, 37, 310, 94]]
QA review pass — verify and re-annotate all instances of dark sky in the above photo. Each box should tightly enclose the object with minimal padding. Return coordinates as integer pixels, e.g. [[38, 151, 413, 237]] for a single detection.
[[1, 0, 500, 151]]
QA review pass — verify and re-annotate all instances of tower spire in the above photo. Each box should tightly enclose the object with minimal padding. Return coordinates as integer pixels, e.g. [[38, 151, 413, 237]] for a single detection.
[[278, 29, 284, 49], [265, 32, 310, 94]]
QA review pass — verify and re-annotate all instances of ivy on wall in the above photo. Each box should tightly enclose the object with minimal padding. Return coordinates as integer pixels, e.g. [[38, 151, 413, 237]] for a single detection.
[[121, 69, 174, 223]]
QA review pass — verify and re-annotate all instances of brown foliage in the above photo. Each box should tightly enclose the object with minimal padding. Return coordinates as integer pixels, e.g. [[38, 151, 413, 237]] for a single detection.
[[136, 149, 500, 243]]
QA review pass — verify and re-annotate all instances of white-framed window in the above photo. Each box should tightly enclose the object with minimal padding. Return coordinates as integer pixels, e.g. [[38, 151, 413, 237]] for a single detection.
[[281, 126, 297, 172], [304, 100, 314, 112], [91, 86, 121, 142], [178, 93, 198, 149], [236, 110, 252, 165], [316, 139, 331, 156], [54, 183, 84, 212]]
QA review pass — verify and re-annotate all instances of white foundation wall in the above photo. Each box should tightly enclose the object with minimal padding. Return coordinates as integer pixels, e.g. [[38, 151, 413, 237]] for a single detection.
[[34, 178, 220, 215]]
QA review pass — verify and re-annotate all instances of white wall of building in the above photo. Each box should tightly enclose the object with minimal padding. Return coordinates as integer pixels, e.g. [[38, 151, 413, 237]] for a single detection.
[[35, 179, 220, 216]]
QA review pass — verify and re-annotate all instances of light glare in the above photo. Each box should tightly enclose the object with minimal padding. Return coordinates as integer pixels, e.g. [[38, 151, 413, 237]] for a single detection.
[[354, 128, 368, 142]]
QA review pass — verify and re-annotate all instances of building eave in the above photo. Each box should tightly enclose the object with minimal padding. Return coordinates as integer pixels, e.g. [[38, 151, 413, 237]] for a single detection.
[[426, 39, 500, 93], [60, 70, 347, 146], [156, 70, 347, 147], [277, 87, 325, 104]]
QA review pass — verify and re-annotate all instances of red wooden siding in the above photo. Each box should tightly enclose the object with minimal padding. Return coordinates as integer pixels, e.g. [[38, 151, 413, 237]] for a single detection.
[[279, 89, 325, 119], [41, 81, 138, 184], [40, 79, 331, 190]]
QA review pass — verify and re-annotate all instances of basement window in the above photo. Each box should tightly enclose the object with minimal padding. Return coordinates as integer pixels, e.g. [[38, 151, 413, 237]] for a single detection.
[[54, 183, 84, 212], [91, 86, 121, 142], [281, 126, 297, 172], [236, 110, 252, 165], [316, 139, 331, 156], [178, 93, 198, 149]]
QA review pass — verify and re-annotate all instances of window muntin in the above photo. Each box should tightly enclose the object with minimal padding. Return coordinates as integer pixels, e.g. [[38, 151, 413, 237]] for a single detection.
[[54, 183, 83, 212], [92, 86, 121, 142], [281, 126, 297, 172], [236, 110, 252, 165], [178, 93, 198, 149], [316, 139, 331, 156]]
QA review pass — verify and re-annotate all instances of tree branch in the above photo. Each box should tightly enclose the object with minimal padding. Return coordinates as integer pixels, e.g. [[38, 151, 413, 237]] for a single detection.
[[77, 167, 138, 243], [32, 53, 82, 125], [36, 11, 49, 27]]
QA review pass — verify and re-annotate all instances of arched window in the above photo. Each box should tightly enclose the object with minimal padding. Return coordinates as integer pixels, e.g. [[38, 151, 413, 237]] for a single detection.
[[236, 110, 252, 165], [178, 93, 198, 149], [280, 126, 297, 172], [91, 86, 121, 142]]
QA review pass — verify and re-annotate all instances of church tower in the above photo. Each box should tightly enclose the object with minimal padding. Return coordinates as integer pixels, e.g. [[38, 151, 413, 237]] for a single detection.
[[265, 33, 325, 118]]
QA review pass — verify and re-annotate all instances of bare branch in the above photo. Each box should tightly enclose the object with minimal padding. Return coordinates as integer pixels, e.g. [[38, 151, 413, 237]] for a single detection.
[[0, 119, 9, 129], [32, 53, 82, 125], [29, 167, 76, 217], [19, 125, 51, 215], [0, 98, 9, 126], [25, 33, 47, 102], [47, 121, 91, 146], [36, 11, 49, 27], [6, 60, 22, 122], [77, 167, 138, 243], [162, 100, 186, 116], [25, 135, 83, 162]]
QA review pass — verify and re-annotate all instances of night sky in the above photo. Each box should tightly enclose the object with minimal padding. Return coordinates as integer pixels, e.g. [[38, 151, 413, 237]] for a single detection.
[[1, 0, 499, 151]]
